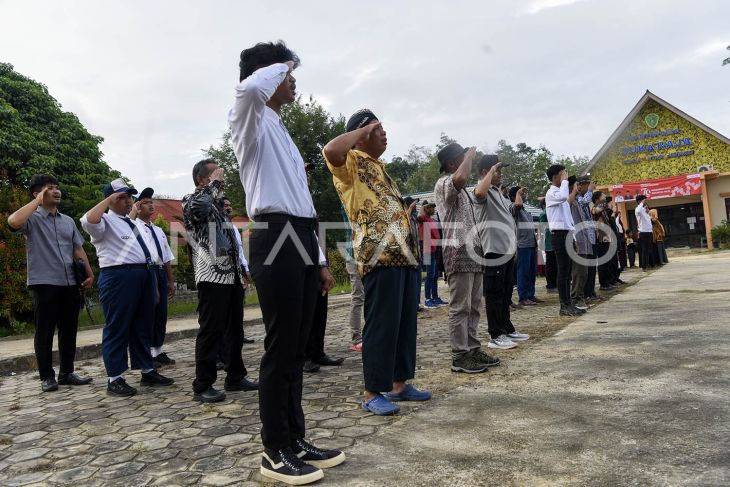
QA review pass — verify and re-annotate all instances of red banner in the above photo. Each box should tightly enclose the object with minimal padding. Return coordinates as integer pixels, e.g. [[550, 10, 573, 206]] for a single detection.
[[610, 173, 703, 201]]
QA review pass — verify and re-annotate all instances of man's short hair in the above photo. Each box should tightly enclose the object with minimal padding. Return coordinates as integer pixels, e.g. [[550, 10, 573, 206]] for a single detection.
[[545, 164, 565, 181], [28, 175, 59, 195], [592, 191, 603, 204], [239, 40, 300, 82], [192, 159, 217, 186], [636, 194, 647, 203]]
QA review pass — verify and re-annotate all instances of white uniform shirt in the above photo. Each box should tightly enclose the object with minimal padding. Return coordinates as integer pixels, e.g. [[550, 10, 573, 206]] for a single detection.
[[232, 226, 249, 272], [635, 202, 653, 233], [141, 222, 174, 265], [545, 181, 575, 231], [228, 63, 316, 219], [80, 210, 160, 268]]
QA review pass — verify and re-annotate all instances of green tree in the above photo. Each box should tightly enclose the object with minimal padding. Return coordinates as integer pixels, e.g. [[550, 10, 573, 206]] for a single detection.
[[0, 62, 121, 218]]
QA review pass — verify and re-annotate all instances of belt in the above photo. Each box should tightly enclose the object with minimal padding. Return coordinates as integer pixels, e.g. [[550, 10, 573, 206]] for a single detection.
[[102, 263, 152, 271], [254, 213, 318, 230]]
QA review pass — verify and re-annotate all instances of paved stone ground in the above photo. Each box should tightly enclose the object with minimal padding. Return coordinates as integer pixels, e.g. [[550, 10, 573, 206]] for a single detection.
[[0, 267, 647, 486]]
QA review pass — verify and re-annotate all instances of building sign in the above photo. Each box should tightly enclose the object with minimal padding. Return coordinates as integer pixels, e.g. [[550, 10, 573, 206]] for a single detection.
[[611, 173, 703, 201], [621, 127, 694, 164]]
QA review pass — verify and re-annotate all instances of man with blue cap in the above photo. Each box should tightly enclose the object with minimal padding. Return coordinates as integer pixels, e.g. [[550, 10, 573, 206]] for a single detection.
[[81, 178, 174, 396]]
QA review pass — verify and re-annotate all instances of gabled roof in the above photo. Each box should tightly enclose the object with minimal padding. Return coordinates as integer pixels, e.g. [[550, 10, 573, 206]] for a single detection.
[[582, 90, 730, 175]]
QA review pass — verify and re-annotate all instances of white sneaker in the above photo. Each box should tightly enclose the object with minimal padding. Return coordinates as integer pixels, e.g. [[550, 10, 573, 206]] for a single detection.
[[487, 335, 518, 349], [507, 331, 530, 342]]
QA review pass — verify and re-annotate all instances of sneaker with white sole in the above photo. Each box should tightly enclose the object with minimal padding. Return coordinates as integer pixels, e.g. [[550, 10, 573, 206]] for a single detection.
[[487, 335, 519, 349], [292, 438, 346, 469], [260, 448, 324, 485], [507, 331, 530, 341], [424, 299, 438, 309]]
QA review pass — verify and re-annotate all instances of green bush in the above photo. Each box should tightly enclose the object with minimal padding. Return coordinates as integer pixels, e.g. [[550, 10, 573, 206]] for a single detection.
[[711, 220, 730, 249], [0, 183, 33, 334]]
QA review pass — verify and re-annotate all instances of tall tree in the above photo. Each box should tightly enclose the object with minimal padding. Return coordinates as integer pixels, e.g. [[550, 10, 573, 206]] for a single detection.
[[0, 62, 121, 220]]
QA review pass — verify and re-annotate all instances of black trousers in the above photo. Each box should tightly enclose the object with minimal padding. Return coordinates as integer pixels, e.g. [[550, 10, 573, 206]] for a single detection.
[[545, 250, 557, 289], [31, 285, 80, 381], [595, 242, 612, 287], [194, 280, 247, 392], [362, 267, 418, 392], [483, 253, 517, 339], [584, 251, 597, 298], [250, 214, 319, 451], [627, 244, 637, 267], [305, 293, 328, 361], [551, 230, 573, 307], [639, 232, 654, 270]]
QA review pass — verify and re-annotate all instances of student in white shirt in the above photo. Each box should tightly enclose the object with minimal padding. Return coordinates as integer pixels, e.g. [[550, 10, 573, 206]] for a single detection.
[[544, 165, 585, 317], [634, 195, 655, 270], [80, 179, 174, 397], [129, 188, 177, 367], [228, 41, 340, 486]]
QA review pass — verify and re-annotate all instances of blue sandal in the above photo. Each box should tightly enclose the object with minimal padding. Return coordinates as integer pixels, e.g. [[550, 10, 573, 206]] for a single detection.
[[361, 395, 400, 415], [383, 384, 432, 402]]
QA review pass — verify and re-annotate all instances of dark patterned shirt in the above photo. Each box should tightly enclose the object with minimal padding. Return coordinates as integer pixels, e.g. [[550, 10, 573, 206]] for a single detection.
[[182, 180, 244, 284]]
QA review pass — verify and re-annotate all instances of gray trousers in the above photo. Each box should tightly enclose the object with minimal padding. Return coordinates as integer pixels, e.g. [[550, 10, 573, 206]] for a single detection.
[[346, 261, 364, 344], [570, 253, 589, 302], [447, 271, 483, 358]]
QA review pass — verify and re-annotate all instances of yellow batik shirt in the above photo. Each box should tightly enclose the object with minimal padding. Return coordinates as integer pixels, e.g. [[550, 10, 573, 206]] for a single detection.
[[324, 149, 419, 277]]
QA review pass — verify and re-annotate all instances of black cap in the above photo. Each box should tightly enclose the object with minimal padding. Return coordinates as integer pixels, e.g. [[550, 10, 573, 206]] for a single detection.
[[137, 187, 154, 201], [346, 109, 378, 132], [437, 143, 467, 172], [477, 154, 508, 172]]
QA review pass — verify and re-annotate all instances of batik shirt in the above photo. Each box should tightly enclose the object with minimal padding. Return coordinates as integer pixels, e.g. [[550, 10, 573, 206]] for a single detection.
[[324, 149, 419, 277], [434, 174, 482, 276], [182, 180, 244, 284]]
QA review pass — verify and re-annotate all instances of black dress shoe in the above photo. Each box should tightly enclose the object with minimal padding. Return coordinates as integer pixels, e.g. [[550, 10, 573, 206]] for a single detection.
[[58, 373, 93, 386], [193, 387, 226, 403], [41, 378, 58, 392], [303, 360, 320, 373], [315, 355, 345, 366], [107, 377, 137, 396], [224, 377, 259, 391], [559, 305, 581, 317], [242, 336, 254, 344], [140, 370, 175, 386], [571, 306, 587, 315], [153, 352, 176, 367]]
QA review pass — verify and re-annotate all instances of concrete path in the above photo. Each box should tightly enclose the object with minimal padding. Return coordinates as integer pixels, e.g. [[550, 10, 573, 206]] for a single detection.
[[322, 253, 730, 486]]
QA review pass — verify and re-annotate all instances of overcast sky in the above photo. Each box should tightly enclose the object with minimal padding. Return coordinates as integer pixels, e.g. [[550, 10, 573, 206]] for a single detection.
[[2, 0, 729, 197]]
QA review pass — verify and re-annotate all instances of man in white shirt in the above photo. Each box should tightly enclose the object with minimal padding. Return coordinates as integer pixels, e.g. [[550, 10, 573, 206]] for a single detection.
[[634, 195, 654, 270], [80, 179, 174, 397], [544, 165, 585, 317], [228, 41, 340, 485], [130, 188, 176, 367]]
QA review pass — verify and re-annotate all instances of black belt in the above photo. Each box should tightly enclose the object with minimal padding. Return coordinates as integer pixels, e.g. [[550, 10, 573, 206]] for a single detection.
[[254, 213, 318, 230], [102, 263, 152, 271]]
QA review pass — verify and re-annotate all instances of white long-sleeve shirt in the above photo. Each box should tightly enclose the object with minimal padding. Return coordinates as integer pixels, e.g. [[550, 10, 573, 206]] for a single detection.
[[635, 202, 653, 233], [81, 210, 160, 268], [228, 63, 316, 219], [544, 181, 575, 231], [228, 63, 326, 265], [232, 226, 249, 272]]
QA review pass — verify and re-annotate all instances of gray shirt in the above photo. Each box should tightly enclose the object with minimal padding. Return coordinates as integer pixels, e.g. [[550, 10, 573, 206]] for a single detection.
[[473, 186, 517, 256], [513, 206, 537, 249], [570, 200, 593, 255], [15, 206, 85, 286]]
